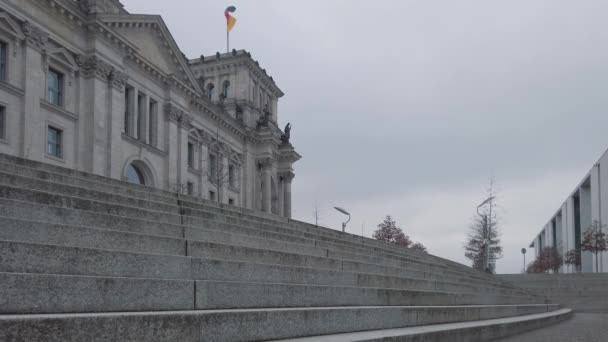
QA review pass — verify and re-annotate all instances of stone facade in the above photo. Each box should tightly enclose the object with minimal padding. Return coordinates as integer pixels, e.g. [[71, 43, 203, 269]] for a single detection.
[[0, 0, 300, 217]]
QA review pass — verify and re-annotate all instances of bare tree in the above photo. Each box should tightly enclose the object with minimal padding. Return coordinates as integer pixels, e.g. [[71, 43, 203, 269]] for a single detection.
[[564, 248, 581, 272], [372, 215, 427, 252], [527, 247, 563, 273], [581, 220, 608, 273], [464, 183, 502, 273], [205, 129, 236, 203]]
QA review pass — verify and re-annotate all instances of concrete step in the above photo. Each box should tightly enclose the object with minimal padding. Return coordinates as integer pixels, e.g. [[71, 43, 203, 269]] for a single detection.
[[0, 157, 501, 282], [0, 192, 502, 286], [0, 240, 534, 298], [0, 272, 541, 313], [0, 172, 459, 272], [0, 304, 560, 342], [271, 308, 573, 342]]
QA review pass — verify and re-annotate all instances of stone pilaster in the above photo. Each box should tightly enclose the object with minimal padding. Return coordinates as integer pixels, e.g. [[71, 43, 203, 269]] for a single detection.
[[76, 55, 113, 174], [108, 68, 128, 178], [21, 22, 48, 159]]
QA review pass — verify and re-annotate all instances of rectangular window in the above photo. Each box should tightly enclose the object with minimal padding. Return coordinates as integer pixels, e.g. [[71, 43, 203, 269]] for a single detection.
[[187, 181, 194, 195], [187, 142, 195, 168], [0, 42, 7, 81], [149, 98, 158, 146], [47, 68, 64, 106], [228, 164, 236, 188], [137, 92, 146, 141], [209, 154, 217, 179], [124, 86, 133, 135], [209, 190, 216, 201], [47, 126, 63, 158], [228, 198, 234, 205], [0, 106, 5, 140]]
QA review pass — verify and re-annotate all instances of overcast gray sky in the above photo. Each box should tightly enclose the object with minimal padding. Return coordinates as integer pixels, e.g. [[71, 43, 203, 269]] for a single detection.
[[124, 0, 608, 273]]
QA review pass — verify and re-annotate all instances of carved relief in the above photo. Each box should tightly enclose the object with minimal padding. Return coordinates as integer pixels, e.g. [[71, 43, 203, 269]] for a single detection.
[[22, 21, 48, 51], [165, 103, 192, 129], [279, 171, 295, 183], [80, 55, 113, 80], [257, 157, 274, 170], [109, 68, 128, 91]]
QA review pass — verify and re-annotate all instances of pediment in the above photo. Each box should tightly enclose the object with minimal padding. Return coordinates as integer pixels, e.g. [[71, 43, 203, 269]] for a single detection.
[[47, 47, 79, 71], [100, 15, 201, 93], [0, 12, 25, 40]]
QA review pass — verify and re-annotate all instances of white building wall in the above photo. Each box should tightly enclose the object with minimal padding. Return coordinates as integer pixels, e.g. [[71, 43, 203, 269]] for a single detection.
[[0, 0, 300, 218]]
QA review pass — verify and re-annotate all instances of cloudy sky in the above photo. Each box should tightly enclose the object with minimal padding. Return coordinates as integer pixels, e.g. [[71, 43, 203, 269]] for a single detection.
[[124, 0, 608, 273]]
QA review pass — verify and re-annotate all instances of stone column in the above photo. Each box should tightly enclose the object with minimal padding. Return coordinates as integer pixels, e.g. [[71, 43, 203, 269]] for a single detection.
[[281, 171, 295, 219], [108, 69, 128, 178], [137, 91, 148, 143], [79, 56, 113, 174], [21, 22, 48, 160], [259, 159, 273, 213]]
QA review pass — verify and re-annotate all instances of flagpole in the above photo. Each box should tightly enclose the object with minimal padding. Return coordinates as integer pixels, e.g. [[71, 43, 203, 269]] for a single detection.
[[227, 30, 229, 53]]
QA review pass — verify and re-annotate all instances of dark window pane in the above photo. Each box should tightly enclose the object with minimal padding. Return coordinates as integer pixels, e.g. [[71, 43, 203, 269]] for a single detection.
[[0, 42, 7, 81], [0, 106, 5, 139], [127, 164, 145, 185], [48, 69, 64, 106], [47, 126, 62, 158]]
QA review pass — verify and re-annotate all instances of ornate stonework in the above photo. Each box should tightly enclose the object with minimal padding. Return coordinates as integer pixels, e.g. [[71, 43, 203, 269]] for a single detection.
[[279, 171, 295, 183], [22, 21, 48, 52], [79, 55, 113, 80], [109, 68, 128, 91], [165, 103, 192, 129], [257, 157, 274, 170]]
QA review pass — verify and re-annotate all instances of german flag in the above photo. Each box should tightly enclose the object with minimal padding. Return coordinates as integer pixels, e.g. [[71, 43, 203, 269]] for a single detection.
[[225, 6, 237, 32]]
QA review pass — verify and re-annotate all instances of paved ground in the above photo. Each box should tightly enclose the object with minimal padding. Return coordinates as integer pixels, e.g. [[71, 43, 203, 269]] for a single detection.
[[494, 313, 608, 342]]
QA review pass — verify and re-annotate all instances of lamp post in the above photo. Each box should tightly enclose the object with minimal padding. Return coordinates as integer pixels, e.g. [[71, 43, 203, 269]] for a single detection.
[[477, 196, 495, 273], [521, 248, 527, 273], [334, 207, 351, 233]]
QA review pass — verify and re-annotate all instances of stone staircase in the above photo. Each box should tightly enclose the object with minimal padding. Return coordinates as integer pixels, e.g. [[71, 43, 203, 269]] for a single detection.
[[0, 154, 571, 341]]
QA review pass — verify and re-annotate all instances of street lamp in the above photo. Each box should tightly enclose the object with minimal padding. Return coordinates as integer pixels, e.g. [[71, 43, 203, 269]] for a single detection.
[[477, 196, 495, 273], [334, 206, 351, 232], [521, 248, 527, 273]]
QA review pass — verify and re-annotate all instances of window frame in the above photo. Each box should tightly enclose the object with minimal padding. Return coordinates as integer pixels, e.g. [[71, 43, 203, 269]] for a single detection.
[[208, 153, 217, 180], [186, 181, 194, 195], [0, 105, 6, 141], [187, 142, 195, 168], [0, 41, 7, 82], [47, 68, 64, 107], [46, 125, 63, 159]]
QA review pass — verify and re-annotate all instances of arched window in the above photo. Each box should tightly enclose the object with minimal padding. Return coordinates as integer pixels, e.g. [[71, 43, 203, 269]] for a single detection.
[[126, 163, 146, 185], [222, 81, 230, 98], [207, 83, 215, 100]]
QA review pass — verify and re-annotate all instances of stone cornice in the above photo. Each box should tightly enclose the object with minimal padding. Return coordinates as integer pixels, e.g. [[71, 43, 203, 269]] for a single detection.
[[99, 14, 202, 94]]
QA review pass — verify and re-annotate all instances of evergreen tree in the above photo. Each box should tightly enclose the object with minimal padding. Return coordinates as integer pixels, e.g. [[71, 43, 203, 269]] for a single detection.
[[372, 215, 427, 252]]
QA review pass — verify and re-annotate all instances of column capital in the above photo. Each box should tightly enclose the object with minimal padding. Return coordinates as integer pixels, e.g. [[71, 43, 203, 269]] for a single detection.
[[165, 103, 192, 129], [257, 157, 274, 170], [279, 171, 295, 183], [78, 55, 113, 81], [109, 68, 128, 92], [22, 21, 48, 52]]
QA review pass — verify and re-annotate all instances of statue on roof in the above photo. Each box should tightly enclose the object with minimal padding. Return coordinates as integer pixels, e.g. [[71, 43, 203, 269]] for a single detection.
[[281, 123, 291, 143]]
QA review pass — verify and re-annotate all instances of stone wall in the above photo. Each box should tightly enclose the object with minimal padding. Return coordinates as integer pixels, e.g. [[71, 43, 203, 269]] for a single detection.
[[499, 273, 608, 313]]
